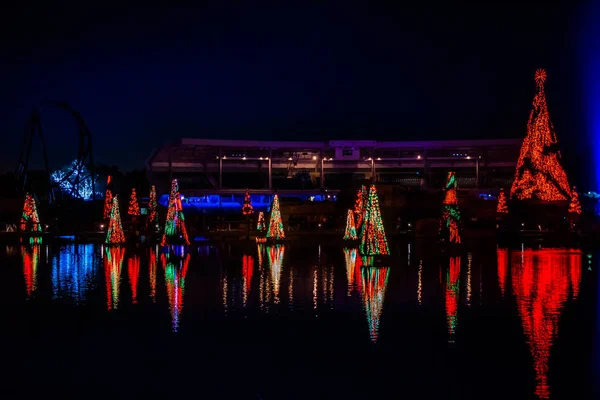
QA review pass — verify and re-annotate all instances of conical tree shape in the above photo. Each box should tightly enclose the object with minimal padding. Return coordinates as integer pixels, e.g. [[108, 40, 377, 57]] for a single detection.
[[256, 211, 266, 231], [568, 186, 581, 214], [510, 69, 571, 201], [106, 196, 126, 244], [128, 188, 141, 216], [161, 179, 190, 246], [242, 189, 254, 215], [353, 186, 366, 231], [439, 172, 461, 244], [497, 188, 508, 214], [20, 193, 42, 233], [147, 185, 158, 227], [103, 175, 112, 219], [266, 194, 285, 239], [343, 209, 358, 240], [359, 185, 389, 255]]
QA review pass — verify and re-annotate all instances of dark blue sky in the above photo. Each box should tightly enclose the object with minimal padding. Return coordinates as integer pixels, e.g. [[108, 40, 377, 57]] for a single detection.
[[0, 3, 585, 174]]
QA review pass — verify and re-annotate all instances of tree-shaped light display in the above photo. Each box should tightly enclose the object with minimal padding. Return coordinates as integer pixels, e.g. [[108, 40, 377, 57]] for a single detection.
[[128, 188, 141, 217], [20, 193, 42, 233], [497, 188, 508, 214], [106, 196, 126, 244], [147, 185, 158, 228], [353, 185, 367, 231], [344, 209, 358, 240], [266, 194, 285, 240], [568, 186, 581, 214], [162, 252, 190, 332], [103, 175, 113, 220], [359, 185, 389, 256], [361, 264, 390, 343], [161, 179, 190, 246], [256, 211, 266, 231], [510, 69, 571, 201], [242, 189, 254, 215], [439, 172, 461, 244]]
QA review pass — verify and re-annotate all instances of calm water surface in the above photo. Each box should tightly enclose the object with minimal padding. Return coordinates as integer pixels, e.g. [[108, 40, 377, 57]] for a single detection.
[[0, 241, 597, 399]]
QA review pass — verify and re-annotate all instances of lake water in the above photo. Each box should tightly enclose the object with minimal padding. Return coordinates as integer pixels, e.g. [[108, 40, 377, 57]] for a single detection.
[[0, 241, 597, 399]]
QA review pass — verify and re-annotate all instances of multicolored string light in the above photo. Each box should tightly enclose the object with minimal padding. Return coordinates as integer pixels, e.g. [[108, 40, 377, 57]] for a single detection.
[[353, 186, 366, 231], [20, 193, 42, 233], [103, 175, 113, 220], [343, 209, 358, 240], [359, 185, 389, 256], [106, 196, 126, 244], [147, 185, 158, 227], [266, 194, 285, 240], [256, 211, 266, 231], [161, 179, 190, 246], [162, 252, 190, 332], [104, 246, 125, 310], [510, 69, 571, 201], [439, 172, 461, 244], [361, 265, 390, 343]]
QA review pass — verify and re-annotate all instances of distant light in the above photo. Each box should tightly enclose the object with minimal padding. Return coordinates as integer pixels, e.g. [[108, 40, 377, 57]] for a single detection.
[[288, 157, 293, 161], [417, 155, 421, 159], [466, 156, 471, 159], [180, 195, 185, 200], [521, 223, 525, 227], [407, 223, 412, 227], [259, 157, 263, 160], [223, 156, 227, 159], [265, 157, 269, 160], [242, 156, 247, 160], [312, 155, 317, 160], [367, 157, 372, 161], [216, 156, 219, 159], [329, 157, 333, 161], [377, 157, 381, 161], [99, 224, 105, 229]]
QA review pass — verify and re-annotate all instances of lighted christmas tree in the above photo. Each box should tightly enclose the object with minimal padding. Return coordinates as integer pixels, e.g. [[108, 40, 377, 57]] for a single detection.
[[242, 189, 254, 215], [354, 185, 367, 230], [147, 185, 158, 228], [344, 209, 358, 240], [496, 188, 508, 214], [359, 185, 389, 256], [256, 211, 266, 231], [568, 186, 581, 214], [439, 172, 461, 244], [266, 194, 285, 240], [128, 188, 141, 217], [103, 175, 113, 220], [20, 193, 42, 233], [161, 179, 190, 246], [510, 69, 571, 201], [106, 196, 126, 244]]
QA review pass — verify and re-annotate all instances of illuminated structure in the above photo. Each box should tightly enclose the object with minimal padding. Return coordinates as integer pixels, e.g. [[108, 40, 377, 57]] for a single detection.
[[445, 256, 461, 343], [496, 188, 508, 214], [128, 255, 140, 304], [353, 185, 367, 231], [22, 245, 40, 297], [103, 175, 113, 219], [256, 211, 266, 231], [510, 69, 571, 201], [568, 186, 581, 214], [439, 172, 461, 244], [162, 252, 190, 332], [343, 209, 358, 240], [511, 249, 581, 399], [128, 188, 141, 217], [266, 194, 285, 240], [161, 179, 190, 246], [361, 263, 390, 343], [51, 159, 102, 200], [104, 246, 125, 310], [242, 254, 254, 307], [20, 193, 42, 234], [242, 189, 254, 215], [106, 196, 126, 245], [359, 185, 389, 256], [147, 185, 158, 228]]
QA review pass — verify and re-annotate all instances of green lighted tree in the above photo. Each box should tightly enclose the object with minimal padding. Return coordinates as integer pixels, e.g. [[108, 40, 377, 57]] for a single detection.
[[359, 185, 389, 255], [266, 194, 285, 240], [161, 179, 190, 246]]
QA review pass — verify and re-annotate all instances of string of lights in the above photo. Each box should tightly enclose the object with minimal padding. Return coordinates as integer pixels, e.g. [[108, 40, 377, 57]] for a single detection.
[[161, 179, 190, 246], [359, 185, 389, 256]]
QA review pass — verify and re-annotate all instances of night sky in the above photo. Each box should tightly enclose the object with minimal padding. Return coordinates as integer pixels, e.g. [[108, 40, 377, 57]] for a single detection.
[[0, 3, 589, 179]]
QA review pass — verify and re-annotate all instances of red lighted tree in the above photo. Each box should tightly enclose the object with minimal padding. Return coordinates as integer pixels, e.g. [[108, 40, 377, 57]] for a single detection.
[[568, 186, 581, 215], [103, 175, 113, 220], [266, 194, 285, 240], [128, 188, 141, 217], [510, 69, 571, 201], [20, 193, 42, 233], [439, 172, 461, 244], [344, 209, 358, 240], [242, 189, 254, 215], [353, 185, 367, 231], [256, 211, 266, 231], [147, 185, 158, 228], [359, 185, 389, 256], [161, 179, 190, 246], [106, 196, 126, 245], [497, 188, 508, 214]]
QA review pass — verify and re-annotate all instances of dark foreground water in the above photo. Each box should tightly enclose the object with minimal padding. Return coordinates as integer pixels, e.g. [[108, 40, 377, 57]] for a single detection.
[[0, 241, 597, 399]]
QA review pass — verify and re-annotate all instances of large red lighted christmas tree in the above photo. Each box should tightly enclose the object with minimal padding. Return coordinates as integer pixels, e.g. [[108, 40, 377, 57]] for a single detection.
[[20, 193, 42, 233], [510, 69, 571, 201], [106, 196, 126, 244], [103, 175, 113, 220], [266, 194, 285, 240], [359, 185, 389, 256], [161, 179, 190, 246], [128, 188, 141, 217]]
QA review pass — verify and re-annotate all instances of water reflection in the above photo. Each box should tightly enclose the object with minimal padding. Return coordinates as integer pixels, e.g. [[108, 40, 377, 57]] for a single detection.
[[445, 256, 460, 343], [360, 257, 390, 343], [104, 247, 125, 310], [497, 248, 508, 297], [21, 245, 41, 297], [52, 244, 97, 303], [259, 245, 286, 311], [162, 252, 190, 332], [149, 246, 158, 302], [510, 248, 582, 399], [242, 254, 254, 307]]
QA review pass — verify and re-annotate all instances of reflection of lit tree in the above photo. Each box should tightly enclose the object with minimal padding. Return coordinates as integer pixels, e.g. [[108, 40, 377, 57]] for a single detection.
[[259, 245, 285, 311], [22, 245, 41, 297], [162, 253, 190, 332], [343, 247, 358, 296], [445, 256, 461, 343], [242, 254, 254, 307], [104, 246, 125, 310], [267, 245, 285, 304], [128, 254, 140, 304], [511, 249, 581, 399], [149, 246, 158, 302], [439, 172, 461, 244], [497, 248, 509, 297], [52, 244, 96, 304], [360, 264, 390, 343]]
